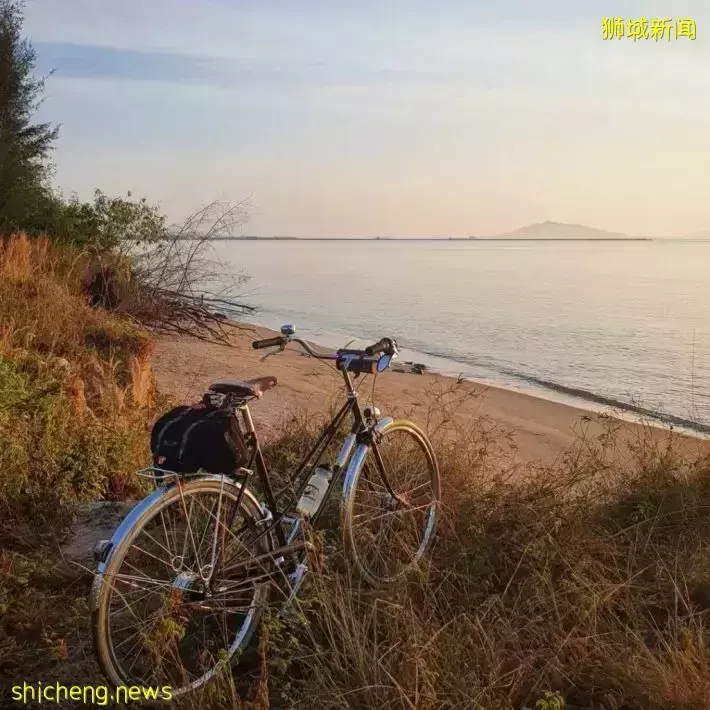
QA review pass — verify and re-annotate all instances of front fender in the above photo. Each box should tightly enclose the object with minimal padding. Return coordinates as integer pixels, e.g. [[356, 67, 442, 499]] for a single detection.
[[342, 417, 393, 503]]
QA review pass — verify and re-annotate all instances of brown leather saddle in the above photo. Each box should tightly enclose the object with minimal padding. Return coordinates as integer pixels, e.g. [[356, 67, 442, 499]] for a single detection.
[[208, 376, 277, 399]]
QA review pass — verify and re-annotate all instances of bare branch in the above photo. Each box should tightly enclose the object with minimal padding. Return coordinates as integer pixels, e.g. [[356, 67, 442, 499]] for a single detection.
[[110, 199, 256, 345]]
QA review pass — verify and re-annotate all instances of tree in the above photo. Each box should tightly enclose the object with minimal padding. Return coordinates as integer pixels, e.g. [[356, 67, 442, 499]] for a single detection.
[[0, 0, 59, 234], [60, 189, 168, 251]]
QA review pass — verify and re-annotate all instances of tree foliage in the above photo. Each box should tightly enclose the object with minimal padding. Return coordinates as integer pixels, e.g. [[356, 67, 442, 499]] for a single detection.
[[59, 189, 168, 251], [0, 1, 253, 344], [0, 0, 59, 234]]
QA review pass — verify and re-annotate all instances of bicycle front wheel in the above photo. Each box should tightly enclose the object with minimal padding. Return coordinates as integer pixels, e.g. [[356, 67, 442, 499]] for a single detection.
[[342, 420, 440, 586], [92, 477, 272, 697]]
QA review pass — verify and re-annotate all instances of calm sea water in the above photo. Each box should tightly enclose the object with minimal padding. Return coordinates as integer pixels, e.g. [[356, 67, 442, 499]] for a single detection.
[[210, 240, 710, 432]]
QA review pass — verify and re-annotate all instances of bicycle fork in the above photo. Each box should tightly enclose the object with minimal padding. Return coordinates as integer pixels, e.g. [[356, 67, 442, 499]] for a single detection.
[[274, 416, 394, 615]]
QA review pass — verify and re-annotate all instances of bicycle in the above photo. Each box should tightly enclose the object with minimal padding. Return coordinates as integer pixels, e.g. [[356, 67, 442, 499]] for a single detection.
[[90, 326, 440, 697]]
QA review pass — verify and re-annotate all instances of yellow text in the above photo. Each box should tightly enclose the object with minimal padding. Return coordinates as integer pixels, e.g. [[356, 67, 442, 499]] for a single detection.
[[602, 17, 696, 41], [10, 682, 173, 705]]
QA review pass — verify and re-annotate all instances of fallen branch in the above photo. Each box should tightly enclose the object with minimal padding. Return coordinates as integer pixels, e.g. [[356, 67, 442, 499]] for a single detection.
[[88, 199, 257, 346]]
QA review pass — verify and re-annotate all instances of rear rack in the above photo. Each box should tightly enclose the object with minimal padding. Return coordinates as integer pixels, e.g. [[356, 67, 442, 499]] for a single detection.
[[135, 466, 184, 483], [135, 466, 255, 486]]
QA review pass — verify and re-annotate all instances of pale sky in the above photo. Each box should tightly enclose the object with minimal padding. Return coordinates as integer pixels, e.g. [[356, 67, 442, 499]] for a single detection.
[[24, 0, 710, 237]]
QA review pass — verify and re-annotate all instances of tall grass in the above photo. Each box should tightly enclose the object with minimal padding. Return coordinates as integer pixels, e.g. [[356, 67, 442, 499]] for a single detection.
[[2, 233, 710, 708], [0, 234, 156, 539], [257, 401, 710, 710]]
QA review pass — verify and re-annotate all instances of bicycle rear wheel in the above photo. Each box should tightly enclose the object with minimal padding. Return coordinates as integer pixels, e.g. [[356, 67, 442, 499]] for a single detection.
[[342, 420, 439, 586], [92, 478, 272, 696]]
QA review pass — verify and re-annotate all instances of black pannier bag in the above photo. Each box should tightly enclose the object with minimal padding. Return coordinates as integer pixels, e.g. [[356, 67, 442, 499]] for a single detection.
[[150, 400, 248, 475]]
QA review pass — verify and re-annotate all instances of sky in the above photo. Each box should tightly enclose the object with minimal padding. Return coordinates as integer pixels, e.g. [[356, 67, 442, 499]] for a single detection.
[[23, 0, 710, 237]]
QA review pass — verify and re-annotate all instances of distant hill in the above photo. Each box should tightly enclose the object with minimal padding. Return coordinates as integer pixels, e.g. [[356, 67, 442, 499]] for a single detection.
[[686, 229, 710, 240], [497, 221, 631, 239]]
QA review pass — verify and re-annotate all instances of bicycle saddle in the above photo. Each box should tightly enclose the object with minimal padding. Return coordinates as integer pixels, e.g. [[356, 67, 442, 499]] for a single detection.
[[208, 376, 278, 399]]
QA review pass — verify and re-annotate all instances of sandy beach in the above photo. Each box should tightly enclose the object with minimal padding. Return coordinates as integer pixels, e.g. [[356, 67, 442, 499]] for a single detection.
[[152, 325, 709, 466]]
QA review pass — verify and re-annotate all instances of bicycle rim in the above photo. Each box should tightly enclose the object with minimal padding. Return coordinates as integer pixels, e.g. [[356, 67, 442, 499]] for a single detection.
[[92, 478, 272, 696], [342, 420, 440, 586]]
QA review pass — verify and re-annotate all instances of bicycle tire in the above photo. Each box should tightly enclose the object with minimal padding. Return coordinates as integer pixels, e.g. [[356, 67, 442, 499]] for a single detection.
[[341, 419, 440, 587], [92, 477, 273, 697]]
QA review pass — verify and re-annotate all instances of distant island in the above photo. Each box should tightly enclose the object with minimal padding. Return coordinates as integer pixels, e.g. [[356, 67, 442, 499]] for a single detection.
[[171, 221, 653, 241], [483, 221, 641, 240]]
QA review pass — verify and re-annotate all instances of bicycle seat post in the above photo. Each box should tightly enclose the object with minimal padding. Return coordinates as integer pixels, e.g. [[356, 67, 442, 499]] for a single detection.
[[239, 402, 256, 438]]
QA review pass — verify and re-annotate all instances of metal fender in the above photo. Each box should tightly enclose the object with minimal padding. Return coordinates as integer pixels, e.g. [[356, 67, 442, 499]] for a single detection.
[[341, 417, 393, 503], [90, 475, 263, 611]]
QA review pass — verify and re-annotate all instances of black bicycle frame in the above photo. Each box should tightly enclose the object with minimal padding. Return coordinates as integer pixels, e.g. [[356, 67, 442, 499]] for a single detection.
[[235, 368, 368, 551]]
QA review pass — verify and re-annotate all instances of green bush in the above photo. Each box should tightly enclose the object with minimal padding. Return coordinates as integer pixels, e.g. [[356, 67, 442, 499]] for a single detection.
[[0, 353, 149, 531], [52, 189, 167, 251]]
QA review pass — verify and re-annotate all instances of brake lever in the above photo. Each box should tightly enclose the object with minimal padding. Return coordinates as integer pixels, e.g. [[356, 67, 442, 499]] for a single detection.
[[260, 343, 286, 362]]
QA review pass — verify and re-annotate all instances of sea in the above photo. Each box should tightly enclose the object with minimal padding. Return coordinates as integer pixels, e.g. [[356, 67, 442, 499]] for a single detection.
[[207, 239, 710, 434]]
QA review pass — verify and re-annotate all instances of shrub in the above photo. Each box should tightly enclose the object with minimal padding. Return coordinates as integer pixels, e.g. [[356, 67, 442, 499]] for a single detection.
[[0, 234, 155, 539], [53, 189, 167, 251]]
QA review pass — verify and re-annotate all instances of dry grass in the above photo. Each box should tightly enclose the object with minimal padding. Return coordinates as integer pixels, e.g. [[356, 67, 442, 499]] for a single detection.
[[0, 234, 152, 373], [0, 233, 157, 536], [256, 396, 710, 710], [3, 234, 710, 708], [2, 385, 710, 709], [0, 233, 162, 697]]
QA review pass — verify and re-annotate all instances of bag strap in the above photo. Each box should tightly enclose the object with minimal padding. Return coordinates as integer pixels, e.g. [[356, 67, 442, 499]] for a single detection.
[[177, 408, 222, 464], [153, 404, 205, 463]]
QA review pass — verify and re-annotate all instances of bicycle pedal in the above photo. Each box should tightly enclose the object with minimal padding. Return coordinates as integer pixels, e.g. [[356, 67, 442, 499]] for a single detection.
[[280, 515, 301, 543], [278, 563, 308, 616], [93, 539, 112, 564]]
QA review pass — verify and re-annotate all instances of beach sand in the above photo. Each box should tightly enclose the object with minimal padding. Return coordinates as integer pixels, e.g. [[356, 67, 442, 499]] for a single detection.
[[153, 325, 709, 466]]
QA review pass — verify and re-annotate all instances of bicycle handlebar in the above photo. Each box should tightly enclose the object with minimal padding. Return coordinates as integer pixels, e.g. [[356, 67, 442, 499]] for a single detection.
[[365, 337, 395, 356], [252, 336, 284, 350], [251, 335, 337, 359], [291, 337, 338, 360], [251, 333, 396, 361]]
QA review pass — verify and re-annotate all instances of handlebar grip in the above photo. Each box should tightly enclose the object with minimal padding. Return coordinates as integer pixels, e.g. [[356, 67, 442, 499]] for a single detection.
[[365, 337, 393, 356], [252, 336, 284, 350]]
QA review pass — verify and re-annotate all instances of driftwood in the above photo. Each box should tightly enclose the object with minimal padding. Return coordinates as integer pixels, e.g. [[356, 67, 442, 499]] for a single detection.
[[126, 286, 255, 344], [391, 361, 428, 375]]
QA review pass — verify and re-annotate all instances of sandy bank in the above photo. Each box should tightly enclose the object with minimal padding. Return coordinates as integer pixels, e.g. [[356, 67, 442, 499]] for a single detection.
[[152, 326, 709, 466]]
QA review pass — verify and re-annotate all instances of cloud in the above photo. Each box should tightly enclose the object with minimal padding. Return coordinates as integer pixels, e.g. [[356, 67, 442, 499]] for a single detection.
[[33, 39, 538, 93], [34, 41, 455, 90], [23, 0, 710, 235], [35, 42, 220, 83]]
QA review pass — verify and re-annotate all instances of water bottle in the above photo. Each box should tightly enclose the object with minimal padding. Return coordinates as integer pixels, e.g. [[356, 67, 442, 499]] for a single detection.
[[296, 466, 333, 517]]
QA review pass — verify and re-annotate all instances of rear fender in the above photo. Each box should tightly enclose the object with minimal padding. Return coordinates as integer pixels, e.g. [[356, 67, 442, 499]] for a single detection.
[[90, 476, 263, 611]]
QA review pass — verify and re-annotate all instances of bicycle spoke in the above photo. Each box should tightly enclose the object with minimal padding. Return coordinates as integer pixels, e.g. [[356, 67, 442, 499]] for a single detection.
[[109, 573, 173, 594], [345, 423, 439, 584], [99, 483, 271, 695], [130, 542, 175, 573], [352, 502, 431, 528]]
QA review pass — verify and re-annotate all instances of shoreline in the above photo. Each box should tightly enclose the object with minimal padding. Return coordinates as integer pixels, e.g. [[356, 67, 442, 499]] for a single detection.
[[190, 237, 654, 242], [237, 315, 710, 439], [152, 324, 709, 466]]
